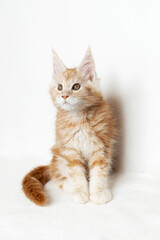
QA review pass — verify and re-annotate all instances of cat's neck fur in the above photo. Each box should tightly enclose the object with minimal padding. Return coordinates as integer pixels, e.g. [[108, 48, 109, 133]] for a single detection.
[[57, 96, 105, 123]]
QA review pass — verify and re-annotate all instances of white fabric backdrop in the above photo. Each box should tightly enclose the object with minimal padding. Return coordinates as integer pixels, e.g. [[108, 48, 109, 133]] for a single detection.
[[1, 0, 160, 175], [0, 1, 160, 239]]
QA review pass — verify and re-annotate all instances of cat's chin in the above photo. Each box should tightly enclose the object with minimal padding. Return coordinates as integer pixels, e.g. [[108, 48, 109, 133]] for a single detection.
[[60, 103, 76, 111]]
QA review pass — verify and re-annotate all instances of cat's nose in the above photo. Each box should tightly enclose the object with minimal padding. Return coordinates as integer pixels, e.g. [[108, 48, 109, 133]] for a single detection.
[[62, 95, 69, 100]]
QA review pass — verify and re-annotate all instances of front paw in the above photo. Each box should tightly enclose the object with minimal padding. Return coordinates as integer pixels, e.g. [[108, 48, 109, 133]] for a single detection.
[[72, 192, 89, 204], [90, 190, 112, 204]]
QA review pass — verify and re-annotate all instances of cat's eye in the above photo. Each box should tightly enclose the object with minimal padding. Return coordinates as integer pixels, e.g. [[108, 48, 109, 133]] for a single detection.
[[72, 83, 81, 91], [57, 84, 63, 91]]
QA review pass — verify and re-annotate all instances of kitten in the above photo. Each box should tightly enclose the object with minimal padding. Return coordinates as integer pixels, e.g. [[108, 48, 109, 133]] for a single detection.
[[22, 48, 116, 205]]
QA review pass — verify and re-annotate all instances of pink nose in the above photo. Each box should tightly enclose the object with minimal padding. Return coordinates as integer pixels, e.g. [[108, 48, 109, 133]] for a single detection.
[[62, 95, 69, 100]]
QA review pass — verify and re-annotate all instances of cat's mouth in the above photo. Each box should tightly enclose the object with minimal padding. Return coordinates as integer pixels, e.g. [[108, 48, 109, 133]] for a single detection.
[[63, 101, 70, 105]]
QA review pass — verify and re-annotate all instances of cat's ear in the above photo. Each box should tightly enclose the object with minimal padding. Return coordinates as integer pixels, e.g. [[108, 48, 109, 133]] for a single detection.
[[77, 47, 96, 81], [52, 49, 66, 78]]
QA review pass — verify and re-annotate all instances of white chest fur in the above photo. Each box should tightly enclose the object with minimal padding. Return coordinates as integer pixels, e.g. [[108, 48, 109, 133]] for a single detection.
[[63, 112, 103, 160], [66, 128, 94, 160], [74, 129, 94, 160]]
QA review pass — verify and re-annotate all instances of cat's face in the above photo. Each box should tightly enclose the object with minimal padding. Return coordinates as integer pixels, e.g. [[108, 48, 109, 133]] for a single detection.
[[49, 48, 102, 112]]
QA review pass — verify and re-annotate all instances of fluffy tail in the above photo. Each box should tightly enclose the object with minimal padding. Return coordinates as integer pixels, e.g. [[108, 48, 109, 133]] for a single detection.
[[22, 165, 51, 206]]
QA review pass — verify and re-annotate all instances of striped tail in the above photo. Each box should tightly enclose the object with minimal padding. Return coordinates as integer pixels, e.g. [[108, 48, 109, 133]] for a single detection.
[[22, 165, 51, 206]]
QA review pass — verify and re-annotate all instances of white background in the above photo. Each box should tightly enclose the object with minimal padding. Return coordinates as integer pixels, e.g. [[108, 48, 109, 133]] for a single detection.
[[1, 1, 160, 240], [1, 0, 160, 175]]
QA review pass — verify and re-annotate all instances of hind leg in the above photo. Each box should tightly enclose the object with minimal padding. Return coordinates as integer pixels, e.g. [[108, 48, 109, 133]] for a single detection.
[[50, 151, 72, 192], [51, 147, 88, 203], [51, 162, 73, 193], [59, 178, 73, 193]]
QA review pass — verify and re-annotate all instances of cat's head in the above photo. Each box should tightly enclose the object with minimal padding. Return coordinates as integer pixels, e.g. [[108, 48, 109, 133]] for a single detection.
[[49, 48, 102, 112]]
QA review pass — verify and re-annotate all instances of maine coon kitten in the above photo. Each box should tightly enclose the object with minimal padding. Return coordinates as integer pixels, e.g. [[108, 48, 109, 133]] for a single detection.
[[22, 48, 116, 205]]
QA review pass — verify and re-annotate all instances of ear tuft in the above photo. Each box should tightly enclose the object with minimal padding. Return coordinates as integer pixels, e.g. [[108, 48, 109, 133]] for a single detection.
[[52, 49, 66, 78], [77, 47, 96, 81]]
